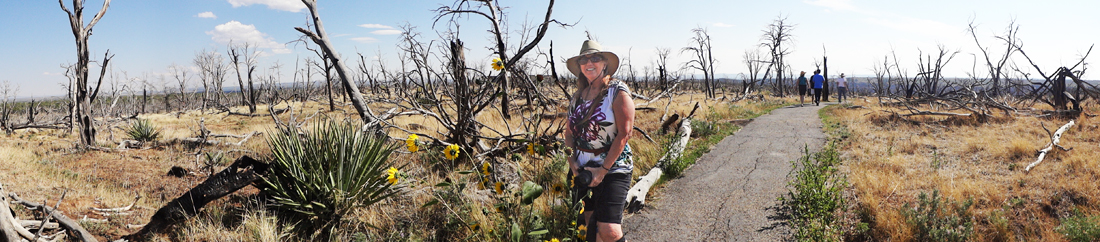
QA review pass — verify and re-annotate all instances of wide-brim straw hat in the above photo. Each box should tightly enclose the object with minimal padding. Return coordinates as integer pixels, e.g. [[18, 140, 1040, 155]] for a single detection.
[[566, 40, 620, 78]]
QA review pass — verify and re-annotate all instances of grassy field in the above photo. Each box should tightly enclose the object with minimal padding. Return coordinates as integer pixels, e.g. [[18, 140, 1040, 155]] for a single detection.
[[0, 92, 790, 241], [825, 98, 1100, 241]]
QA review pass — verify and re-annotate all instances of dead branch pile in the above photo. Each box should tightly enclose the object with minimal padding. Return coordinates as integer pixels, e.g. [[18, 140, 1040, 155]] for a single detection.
[[1, 183, 97, 242]]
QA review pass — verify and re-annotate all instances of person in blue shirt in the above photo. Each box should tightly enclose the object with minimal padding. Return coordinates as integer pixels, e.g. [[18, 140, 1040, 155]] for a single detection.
[[811, 69, 824, 106]]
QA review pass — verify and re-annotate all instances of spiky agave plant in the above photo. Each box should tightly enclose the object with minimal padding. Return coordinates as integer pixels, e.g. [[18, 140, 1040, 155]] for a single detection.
[[263, 119, 399, 239], [126, 118, 161, 142]]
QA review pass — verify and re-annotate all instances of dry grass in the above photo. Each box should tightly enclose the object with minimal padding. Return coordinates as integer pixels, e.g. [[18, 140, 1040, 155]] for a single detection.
[[832, 98, 1100, 241], [0, 91, 788, 241]]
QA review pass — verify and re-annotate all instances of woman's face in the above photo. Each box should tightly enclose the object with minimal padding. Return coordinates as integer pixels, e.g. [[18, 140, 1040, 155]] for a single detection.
[[578, 54, 606, 82]]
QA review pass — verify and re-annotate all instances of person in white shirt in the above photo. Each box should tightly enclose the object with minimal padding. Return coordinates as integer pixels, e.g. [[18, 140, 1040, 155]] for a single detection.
[[836, 73, 848, 103]]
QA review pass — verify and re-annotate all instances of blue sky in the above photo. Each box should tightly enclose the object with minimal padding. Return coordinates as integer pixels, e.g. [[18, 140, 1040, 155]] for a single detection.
[[1, 0, 1097, 98]]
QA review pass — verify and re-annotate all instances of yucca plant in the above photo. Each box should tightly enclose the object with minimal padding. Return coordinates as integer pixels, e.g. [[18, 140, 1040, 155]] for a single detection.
[[126, 118, 161, 142], [262, 119, 399, 239]]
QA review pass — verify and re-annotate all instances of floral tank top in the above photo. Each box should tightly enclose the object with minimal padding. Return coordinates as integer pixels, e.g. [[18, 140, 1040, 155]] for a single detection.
[[568, 80, 633, 174]]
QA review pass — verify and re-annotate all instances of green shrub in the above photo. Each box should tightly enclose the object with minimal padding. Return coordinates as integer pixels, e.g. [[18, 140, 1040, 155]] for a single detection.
[[1057, 210, 1100, 242], [783, 144, 847, 241], [690, 119, 720, 138], [262, 119, 400, 239], [126, 118, 161, 142], [901, 190, 974, 242]]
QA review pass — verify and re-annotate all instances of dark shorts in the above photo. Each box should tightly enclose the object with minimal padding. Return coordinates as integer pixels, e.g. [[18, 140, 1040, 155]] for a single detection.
[[575, 172, 631, 224], [798, 85, 807, 96]]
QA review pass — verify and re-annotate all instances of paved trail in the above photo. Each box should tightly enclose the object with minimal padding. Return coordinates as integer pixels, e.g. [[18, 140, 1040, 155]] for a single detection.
[[624, 104, 827, 241]]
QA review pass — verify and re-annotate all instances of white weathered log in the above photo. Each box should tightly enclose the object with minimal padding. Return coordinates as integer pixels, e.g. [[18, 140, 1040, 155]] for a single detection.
[[18, 221, 59, 230], [1, 183, 23, 242], [91, 196, 139, 213], [625, 119, 692, 210], [625, 166, 662, 210], [1026, 120, 1075, 172]]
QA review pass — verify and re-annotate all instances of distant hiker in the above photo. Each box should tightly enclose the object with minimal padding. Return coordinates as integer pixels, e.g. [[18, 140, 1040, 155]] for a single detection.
[[811, 69, 824, 106], [565, 39, 635, 242], [797, 71, 808, 106], [836, 73, 848, 103]]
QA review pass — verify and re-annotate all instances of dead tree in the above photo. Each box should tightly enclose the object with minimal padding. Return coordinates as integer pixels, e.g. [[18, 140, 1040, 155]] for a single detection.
[[761, 15, 794, 97], [60, 0, 112, 147], [194, 50, 230, 110], [682, 27, 717, 98], [295, 0, 377, 125], [302, 44, 336, 111], [967, 19, 1020, 97], [870, 55, 895, 102], [742, 48, 771, 98], [228, 42, 259, 113], [822, 51, 829, 101], [655, 47, 674, 91], [435, 0, 562, 119], [169, 64, 191, 111]]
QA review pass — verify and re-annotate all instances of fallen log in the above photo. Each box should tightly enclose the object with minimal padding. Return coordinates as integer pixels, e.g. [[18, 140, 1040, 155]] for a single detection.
[[1, 183, 23, 242], [18, 221, 59, 230], [626, 119, 692, 212], [7, 193, 95, 242], [1026, 120, 1075, 172], [123, 155, 269, 241]]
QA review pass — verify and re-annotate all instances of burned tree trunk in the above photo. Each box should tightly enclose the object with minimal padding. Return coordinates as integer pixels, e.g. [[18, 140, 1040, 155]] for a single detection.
[[60, 0, 112, 147], [124, 156, 269, 240]]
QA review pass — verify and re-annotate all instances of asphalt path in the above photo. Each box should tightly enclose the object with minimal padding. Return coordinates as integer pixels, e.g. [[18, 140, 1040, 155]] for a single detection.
[[623, 103, 828, 241]]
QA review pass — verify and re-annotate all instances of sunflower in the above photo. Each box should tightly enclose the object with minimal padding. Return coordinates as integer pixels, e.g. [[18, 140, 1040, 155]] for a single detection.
[[405, 134, 419, 152], [444, 144, 460, 160], [577, 224, 587, 240], [491, 58, 504, 71], [386, 167, 399, 185], [526, 143, 536, 156], [481, 162, 491, 176], [494, 181, 504, 194], [551, 183, 564, 194]]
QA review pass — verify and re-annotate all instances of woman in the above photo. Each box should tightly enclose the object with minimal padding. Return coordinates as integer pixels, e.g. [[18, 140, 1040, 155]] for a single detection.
[[797, 71, 808, 106], [564, 40, 634, 242]]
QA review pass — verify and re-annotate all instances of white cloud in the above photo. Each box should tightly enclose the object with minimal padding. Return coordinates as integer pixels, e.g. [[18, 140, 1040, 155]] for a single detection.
[[227, 0, 304, 12], [804, 0, 857, 12], [195, 12, 217, 19], [351, 37, 378, 43], [358, 24, 394, 29], [370, 29, 402, 35], [712, 22, 735, 28], [207, 21, 292, 54]]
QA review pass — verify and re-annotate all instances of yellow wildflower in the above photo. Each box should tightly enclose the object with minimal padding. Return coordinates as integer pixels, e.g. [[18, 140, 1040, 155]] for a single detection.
[[481, 162, 491, 176], [406, 134, 419, 152], [578, 205, 584, 215], [549, 239, 560, 242], [551, 183, 564, 194], [577, 224, 587, 240], [491, 58, 504, 71], [444, 144, 460, 160], [494, 182, 504, 194], [470, 222, 480, 231], [386, 167, 399, 185], [527, 143, 535, 156]]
